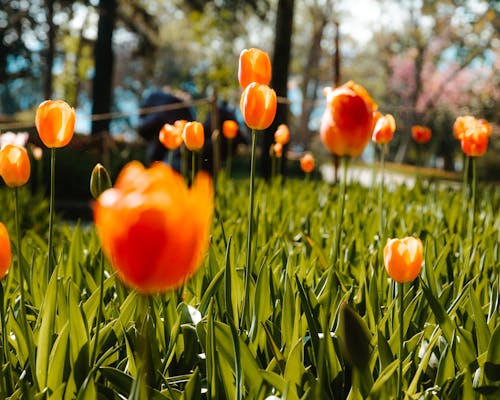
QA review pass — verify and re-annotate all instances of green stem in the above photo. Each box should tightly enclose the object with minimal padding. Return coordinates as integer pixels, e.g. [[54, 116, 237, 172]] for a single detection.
[[227, 139, 233, 178], [191, 151, 196, 185], [91, 250, 105, 367], [15, 188, 39, 391], [0, 281, 13, 393], [167, 150, 174, 166], [462, 154, 469, 204], [471, 156, 476, 234], [398, 282, 404, 399], [333, 156, 349, 267], [379, 144, 386, 242], [48, 147, 56, 277], [241, 129, 257, 330]]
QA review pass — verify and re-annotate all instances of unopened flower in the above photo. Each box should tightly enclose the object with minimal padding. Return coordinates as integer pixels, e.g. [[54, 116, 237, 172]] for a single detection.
[[384, 237, 423, 283], [35, 100, 75, 148], [222, 120, 239, 140], [240, 82, 277, 130], [0, 144, 31, 188], [238, 48, 272, 90]]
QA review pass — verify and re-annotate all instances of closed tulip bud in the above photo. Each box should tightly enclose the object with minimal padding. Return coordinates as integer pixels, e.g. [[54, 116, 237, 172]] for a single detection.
[[240, 82, 277, 130], [90, 163, 112, 200], [35, 100, 75, 148], [0, 222, 11, 280], [274, 124, 290, 145], [337, 302, 372, 369], [300, 153, 315, 173], [0, 144, 31, 188], [222, 120, 239, 140], [238, 48, 272, 90], [159, 123, 183, 150], [411, 125, 432, 144], [183, 121, 205, 152], [94, 161, 213, 293], [384, 237, 423, 283], [372, 113, 396, 145], [320, 81, 377, 157]]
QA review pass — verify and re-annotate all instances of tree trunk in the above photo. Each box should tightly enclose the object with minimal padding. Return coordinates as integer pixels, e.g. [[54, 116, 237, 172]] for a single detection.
[[260, 0, 295, 179], [91, 0, 116, 135], [44, 0, 55, 100], [297, 14, 328, 146]]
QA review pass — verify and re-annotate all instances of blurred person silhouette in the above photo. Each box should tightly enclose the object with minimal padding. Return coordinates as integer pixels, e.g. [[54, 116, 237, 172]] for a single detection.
[[138, 86, 195, 168]]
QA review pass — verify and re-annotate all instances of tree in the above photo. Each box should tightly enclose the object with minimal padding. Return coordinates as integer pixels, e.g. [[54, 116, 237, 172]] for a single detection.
[[261, 0, 295, 178]]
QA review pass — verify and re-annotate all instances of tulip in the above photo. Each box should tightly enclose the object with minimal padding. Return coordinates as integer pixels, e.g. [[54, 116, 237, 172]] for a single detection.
[[238, 48, 272, 90], [383, 237, 423, 283], [273, 142, 283, 158], [0, 144, 31, 188], [372, 113, 396, 145], [274, 124, 290, 145], [299, 153, 315, 174], [35, 100, 75, 148], [94, 161, 213, 293], [90, 163, 112, 200], [461, 129, 489, 157], [0, 222, 11, 280], [384, 235, 423, 397], [411, 125, 431, 144], [453, 115, 476, 140], [320, 81, 377, 157], [159, 123, 183, 151], [182, 121, 204, 152], [222, 120, 239, 140], [240, 82, 277, 131]]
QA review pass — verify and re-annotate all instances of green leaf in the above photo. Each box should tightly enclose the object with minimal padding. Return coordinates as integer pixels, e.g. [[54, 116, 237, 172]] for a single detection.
[[485, 324, 500, 381]]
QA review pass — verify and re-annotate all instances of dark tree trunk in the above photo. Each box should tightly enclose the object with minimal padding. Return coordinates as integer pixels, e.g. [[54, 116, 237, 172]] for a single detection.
[[44, 0, 55, 100], [260, 0, 295, 179], [91, 0, 116, 135]]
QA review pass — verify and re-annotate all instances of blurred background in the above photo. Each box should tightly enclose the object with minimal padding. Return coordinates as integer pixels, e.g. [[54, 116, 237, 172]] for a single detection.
[[1, 0, 499, 194]]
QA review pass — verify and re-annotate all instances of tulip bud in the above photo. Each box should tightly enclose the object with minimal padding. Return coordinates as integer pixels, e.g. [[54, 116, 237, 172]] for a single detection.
[[90, 163, 112, 200], [337, 302, 372, 370]]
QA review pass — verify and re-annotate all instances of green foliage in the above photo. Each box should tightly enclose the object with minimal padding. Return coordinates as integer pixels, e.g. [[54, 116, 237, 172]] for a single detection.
[[0, 173, 498, 399]]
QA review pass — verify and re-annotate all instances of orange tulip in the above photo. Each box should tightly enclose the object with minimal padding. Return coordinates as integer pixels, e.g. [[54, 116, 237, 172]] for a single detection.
[[384, 237, 423, 283], [222, 120, 239, 140], [0, 222, 11, 280], [238, 48, 272, 90], [372, 113, 396, 145], [274, 124, 290, 145], [411, 125, 431, 144], [320, 81, 377, 157], [453, 115, 476, 140], [0, 144, 31, 188], [461, 129, 489, 157], [182, 121, 205, 152], [159, 123, 183, 150], [35, 100, 75, 148], [300, 153, 315, 173], [94, 161, 213, 293], [240, 82, 277, 130], [273, 142, 283, 158]]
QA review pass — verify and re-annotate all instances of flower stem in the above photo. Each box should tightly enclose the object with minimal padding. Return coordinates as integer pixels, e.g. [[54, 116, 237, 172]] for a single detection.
[[191, 151, 196, 185], [378, 144, 386, 242], [241, 129, 257, 330], [398, 282, 404, 399], [227, 139, 233, 178], [91, 249, 105, 367], [167, 150, 174, 167], [48, 147, 56, 277], [471, 156, 476, 234], [15, 188, 39, 391]]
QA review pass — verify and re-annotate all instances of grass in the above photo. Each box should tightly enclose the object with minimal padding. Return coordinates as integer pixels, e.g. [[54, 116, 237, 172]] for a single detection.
[[0, 170, 499, 399]]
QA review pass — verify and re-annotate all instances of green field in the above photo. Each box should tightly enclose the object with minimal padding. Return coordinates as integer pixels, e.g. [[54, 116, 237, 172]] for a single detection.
[[0, 170, 499, 399]]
